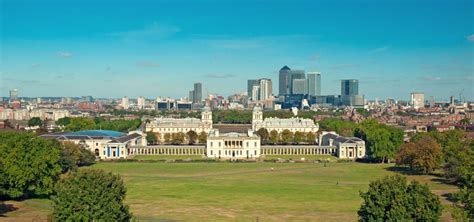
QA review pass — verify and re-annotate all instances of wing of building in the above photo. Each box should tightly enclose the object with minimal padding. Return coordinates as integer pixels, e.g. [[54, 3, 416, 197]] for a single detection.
[[206, 129, 260, 159], [251, 106, 319, 133]]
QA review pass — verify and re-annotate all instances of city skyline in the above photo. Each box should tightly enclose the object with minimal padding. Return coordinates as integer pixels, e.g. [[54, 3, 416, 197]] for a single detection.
[[1, 0, 473, 100]]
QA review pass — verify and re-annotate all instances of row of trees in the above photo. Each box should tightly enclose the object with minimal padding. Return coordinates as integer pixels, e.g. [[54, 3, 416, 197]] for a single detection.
[[146, 131, 207, 145], [56, 117, 142, 132], [255, 128, 317, 145], [395, 129, 473, 219]]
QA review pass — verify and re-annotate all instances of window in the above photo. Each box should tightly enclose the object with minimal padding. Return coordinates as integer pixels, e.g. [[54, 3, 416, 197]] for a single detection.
[[210, 142, 213, 147], [219, 142, 221, 147], [254, 150, 257, 155], [210, 150, 213, 155], [254, 142, 257, 147], [246, 142, 249, 147], [96, 142, 98, 146]]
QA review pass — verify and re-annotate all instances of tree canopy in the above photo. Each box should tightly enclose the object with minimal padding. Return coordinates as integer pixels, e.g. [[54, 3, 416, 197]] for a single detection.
[[28, 117, 43, 127], [358, 175, 442, 221], [396, 136, 443, 174], [52, 168, 132, 221]]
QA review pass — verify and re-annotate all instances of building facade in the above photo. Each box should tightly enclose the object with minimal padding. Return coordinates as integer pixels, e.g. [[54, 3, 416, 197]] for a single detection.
[[206, 129, 260, 159], [307, 72, 321, 96], [193, 82, 202, 104], [411, 92, 425, 109], [278, 65, 291, 96], [251, 106, 319, 133], [319, 132, 366, 159]]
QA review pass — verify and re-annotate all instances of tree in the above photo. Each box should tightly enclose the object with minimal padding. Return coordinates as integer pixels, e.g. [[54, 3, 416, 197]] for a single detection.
[[186, 130, 198, 145], [256, 128, 269, 144], [358, 175, 442, 221], [65, 117, 97, 132], [293, 131, 305, 144], [269, 130, 279, 144], [58, 141, 95, 173], [396, 136, 443, 174], [146, 132, 157, 145], [280, 129, 293, 144], [56, 117, 71, 126], [0, 132, 62, 198], [163, 133, 171, 144], [52, 169, 132, 221], [306, 132, 316, 144], [28, 117, 43, 127], [198, 132, 207, 144], [356, 119, 403, 163], [171, 132, 185, 145], [319, 118, 357, 137]]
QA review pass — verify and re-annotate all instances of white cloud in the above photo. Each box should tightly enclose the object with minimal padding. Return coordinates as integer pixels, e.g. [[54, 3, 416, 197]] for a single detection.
[[57, 52, 72, 58]]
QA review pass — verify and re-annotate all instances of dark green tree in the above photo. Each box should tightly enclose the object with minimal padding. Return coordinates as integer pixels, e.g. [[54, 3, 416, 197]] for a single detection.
[[269, 130, 279, 144], [293, 131, 305, 144], [59, 141, 95, 173], [186, 130, 198, 145], [198, 132, 207, 144], [356, 119, 403, 163], [52, 169, 132, 221], [281, 129, 293, 144], [28, 117, 43, 127], [146, 132, 157, 145], [0, 132, 62, 198], [55, 117, 71, 126], [256, 128, 269, 144], [65, 117, 97, 131], [171, 132, 185, 145], [358, 175, 442, 221]]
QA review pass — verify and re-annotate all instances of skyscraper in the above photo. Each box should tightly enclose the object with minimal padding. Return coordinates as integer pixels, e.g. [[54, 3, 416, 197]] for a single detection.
[[292, 79, 307, 95], [307, 72, 321, 96], [189, 90, 194, 102], [258, 78, 272, 100], [121, 96, 129, 109], [278, 65, 291, 96], [193, 82, 202, 104], [247, 80, 259, 100], [290, 70, 305, 95], [9, 89, 18, 101], [137, 96, 145, 109], [341, 79, 358, 96]]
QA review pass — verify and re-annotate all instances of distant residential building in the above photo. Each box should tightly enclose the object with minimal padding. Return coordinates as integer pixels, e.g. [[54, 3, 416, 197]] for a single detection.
[[411, 92, 425, 109], [137, 96, 145, 109], [307, 72, 321, 96], [193, 82, 202, 104], [120, 97, 129, 110], [278, 65, 291, 96], [9, 89, 18, 101]]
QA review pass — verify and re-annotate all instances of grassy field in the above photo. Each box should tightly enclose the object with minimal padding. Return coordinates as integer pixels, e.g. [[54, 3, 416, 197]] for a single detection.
[[1, 162, 459, 221], [133, 155, 204, 160]]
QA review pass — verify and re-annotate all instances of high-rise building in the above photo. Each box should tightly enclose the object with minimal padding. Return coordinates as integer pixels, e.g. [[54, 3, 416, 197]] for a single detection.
[[193, 82, 202, 104], [258, 78, 272, 100], [290, 70, 305, 95], [247, 80, 259, 100], [251, 85, 260, 101], [429, 96, 435, 108], [278, 66, 291, 96], [66, 97, 72, 104], [450, 96, 455, 106], [411, 93, 423, 108], [137, 96, 145, 109], [410, 92, 425, 109], [292, 79, 307, 95], [81, 96, 93, 102], [341, 79, 358, 96], [189, 90, 194, 102], [307, 72, 321, 96], [121, 96, 130, 109], [9, 89, 18, 101]]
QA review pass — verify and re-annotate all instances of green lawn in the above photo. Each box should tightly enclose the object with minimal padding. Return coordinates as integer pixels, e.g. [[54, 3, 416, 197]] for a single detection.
[[264, 155, 337, 161], [1, 162, 459, 221], [133, 155, 204, 160]]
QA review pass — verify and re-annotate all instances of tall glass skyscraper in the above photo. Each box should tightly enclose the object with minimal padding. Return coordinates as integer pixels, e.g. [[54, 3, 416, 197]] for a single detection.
[[307, 72, 321, 96], [247, 79, 259, 100], [278, 66, 291, 96], [290, 70, 305, 95], [341, 79, 358, 96], [193, 82, 202, 104]]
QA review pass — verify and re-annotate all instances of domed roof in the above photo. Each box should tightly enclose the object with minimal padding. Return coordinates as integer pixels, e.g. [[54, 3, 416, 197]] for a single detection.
[[202, 106, 211, 112], [253, 106, 262, 112], [280, 65, 291, 71], [66, 130, 125, 138]]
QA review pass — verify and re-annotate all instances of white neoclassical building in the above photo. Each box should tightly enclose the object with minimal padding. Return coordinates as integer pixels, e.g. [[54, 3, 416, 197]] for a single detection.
[[206, 129, 261, 159], [146, 106, 213, 142], [319, 131, 366, 159], [252, 106, 319, 133]]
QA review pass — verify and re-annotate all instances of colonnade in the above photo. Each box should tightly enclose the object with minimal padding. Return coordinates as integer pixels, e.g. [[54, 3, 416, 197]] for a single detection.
[[261, 146, 336, 155], [128, 146, 205, 155]]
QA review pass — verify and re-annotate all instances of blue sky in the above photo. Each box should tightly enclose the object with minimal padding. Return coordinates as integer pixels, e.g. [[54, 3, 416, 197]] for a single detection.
[[1, 0, 473, 100]]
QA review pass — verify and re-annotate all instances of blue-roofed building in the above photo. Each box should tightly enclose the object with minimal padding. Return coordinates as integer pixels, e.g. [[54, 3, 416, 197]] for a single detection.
[[40, 130, 145, 160]]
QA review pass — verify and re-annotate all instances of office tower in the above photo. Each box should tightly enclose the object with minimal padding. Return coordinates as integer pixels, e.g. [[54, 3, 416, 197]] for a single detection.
[[341, 79, 359, 96], [258, 78, 272, 100], [9, 89, 18, 101], [37, 97, 42, 104], [278, 65, 291, 96], [247, 80, 259, 100], [193, 82, 202, 104], [189, 90, 194, 102], [290, 70, 305, 95], [429, 96, 435, 108], [450, 96, 455, 106], [252, 85, 260, 101], [410, 92, 425, 109], [121, 96, 130, 109], [307, 72, 321, 96], [81, 96, 93, 102], [292, 79, 307, 95], [137, 96, 145, 109]]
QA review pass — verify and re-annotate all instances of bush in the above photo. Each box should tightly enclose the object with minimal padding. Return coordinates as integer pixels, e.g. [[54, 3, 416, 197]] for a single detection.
[[52, 168, 132, 221]]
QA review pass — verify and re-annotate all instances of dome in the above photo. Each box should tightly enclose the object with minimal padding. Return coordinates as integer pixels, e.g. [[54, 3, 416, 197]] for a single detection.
[[66, 130, 125, 138], [202, 106, 211, 112], [253, 106, 262, 112]]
